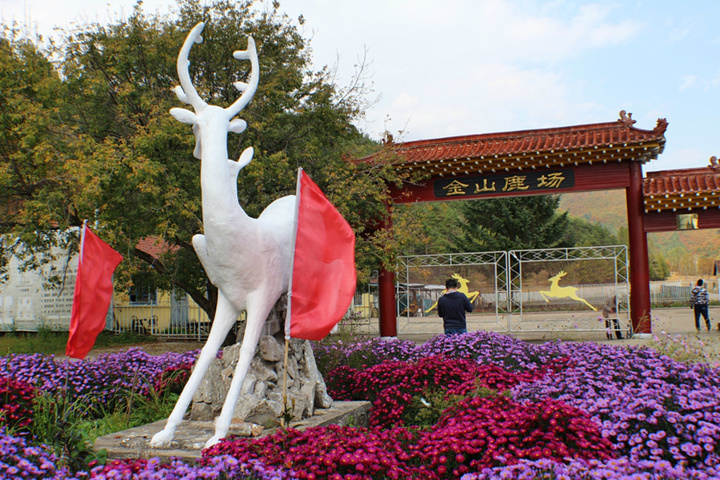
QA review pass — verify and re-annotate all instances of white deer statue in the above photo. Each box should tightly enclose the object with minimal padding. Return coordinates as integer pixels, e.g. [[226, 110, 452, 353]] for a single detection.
[[150, 23, 296, 448]]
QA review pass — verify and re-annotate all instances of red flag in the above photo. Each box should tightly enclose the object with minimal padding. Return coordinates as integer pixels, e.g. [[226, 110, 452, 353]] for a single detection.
[[66, 224, 123, 359], [286, 169, 356, 341]]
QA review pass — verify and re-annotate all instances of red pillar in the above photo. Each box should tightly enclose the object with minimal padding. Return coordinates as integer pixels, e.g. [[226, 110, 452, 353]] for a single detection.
[[378, 267, 397, 337], [376, 199, 398, 338], [626, 162, 652, 334]]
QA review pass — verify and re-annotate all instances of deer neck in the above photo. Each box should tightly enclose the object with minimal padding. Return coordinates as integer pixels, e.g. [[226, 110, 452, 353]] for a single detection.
[[197, 120, 249, 228]]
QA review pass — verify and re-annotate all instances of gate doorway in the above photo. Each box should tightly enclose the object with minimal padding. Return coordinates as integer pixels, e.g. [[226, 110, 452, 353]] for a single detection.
[[364, 114, 670, 337], [397, 245, 630, 336]]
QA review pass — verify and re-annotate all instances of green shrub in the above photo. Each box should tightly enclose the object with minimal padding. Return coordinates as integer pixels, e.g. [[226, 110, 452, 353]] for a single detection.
[[29, 392, 96, 472], [402, 385, 511, 428]]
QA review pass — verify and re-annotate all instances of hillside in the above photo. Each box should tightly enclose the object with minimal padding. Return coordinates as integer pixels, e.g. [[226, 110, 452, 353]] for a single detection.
[[559, 190, 720, 276]]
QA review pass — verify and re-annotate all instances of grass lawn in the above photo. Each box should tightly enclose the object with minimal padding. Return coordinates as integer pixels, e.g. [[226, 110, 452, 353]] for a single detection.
[[0, 329, 156, 355]]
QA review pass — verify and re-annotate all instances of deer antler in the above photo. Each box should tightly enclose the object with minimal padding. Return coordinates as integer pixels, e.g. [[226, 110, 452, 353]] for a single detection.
[[226, 38, 259, 121], [173, 22, 206, 110], [557, 271, 567, 277], [171, 22, 259, 127]]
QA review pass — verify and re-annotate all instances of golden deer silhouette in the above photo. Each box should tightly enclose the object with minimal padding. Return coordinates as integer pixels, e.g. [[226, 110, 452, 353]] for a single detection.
[[426, 274, 480, 313], [539, 271, 597, 311]]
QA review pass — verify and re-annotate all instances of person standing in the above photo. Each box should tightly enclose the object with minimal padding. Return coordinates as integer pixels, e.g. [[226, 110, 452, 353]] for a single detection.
[[601, 295, 623, 340], [437, 277, 473, 335], [690, 279, 711, 332]]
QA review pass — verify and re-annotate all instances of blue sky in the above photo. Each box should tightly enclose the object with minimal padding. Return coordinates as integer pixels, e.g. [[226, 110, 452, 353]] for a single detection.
[[3, 0, 719, 173]]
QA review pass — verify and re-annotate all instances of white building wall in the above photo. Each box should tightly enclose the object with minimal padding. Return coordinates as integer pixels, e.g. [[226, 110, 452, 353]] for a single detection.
[[0, 249, 78, 332]]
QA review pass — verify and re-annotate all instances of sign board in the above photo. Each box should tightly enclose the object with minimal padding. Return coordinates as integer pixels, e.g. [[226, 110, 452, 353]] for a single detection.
[[434, 170, 575, 199]]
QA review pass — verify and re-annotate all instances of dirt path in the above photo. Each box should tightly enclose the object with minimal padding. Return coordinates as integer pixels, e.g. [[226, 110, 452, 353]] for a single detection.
[[79, 307, 720, 361]]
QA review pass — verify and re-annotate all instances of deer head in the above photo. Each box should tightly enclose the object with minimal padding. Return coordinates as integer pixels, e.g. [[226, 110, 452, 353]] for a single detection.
[[550, 271, 567, 281], [170, 22, 259, 160], [451, 273, 469, 285]]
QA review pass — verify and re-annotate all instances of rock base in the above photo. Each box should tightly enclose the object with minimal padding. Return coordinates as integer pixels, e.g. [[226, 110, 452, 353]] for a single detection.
[[189, 304, 332, 426], [94, 401, 371, 462]]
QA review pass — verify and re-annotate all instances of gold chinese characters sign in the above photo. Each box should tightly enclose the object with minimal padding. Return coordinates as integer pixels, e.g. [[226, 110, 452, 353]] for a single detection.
[[433, 170, 575, 199]]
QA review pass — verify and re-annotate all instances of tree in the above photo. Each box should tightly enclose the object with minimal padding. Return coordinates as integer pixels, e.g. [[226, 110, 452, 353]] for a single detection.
[[451, 195, 570, 252], [649, 251, 671, 281], [0, 28, 85, 283], [0, 0, 402, 319], [562, 217, 618, 247], [617, 227, 670, 280], [393, 202, 461, 256]]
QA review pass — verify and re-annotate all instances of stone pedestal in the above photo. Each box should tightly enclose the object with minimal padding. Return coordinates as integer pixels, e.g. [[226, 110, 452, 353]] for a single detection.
[[95, 401, 371, 462], [190, 312, 332, 427]]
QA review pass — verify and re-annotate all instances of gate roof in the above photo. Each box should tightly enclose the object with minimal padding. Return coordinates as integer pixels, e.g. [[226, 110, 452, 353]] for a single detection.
[[365, 112, 667, 177], [644, 160, 720, 212]]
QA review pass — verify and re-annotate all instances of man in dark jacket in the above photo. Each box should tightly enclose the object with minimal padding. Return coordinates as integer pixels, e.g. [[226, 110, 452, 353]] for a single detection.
[[437, 277, 473, 335]]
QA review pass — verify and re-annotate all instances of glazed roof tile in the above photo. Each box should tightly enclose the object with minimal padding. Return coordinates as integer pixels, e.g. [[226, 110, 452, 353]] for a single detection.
[[364, 113, 668, 177], [643, 160, 720, 212]]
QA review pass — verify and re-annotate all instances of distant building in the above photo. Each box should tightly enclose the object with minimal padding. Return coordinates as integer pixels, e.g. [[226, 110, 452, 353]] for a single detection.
[[0, 233, 209, 334], [0, 233, 79, 331]]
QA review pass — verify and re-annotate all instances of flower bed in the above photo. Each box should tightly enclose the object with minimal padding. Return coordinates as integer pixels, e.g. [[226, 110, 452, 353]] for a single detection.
[[0, 348, 197, 409], [2, 331, 720, 479]]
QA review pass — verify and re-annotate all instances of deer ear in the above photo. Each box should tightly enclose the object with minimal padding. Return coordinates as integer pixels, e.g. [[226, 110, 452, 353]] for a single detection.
[[228, 118, 247, 134], [237, 147, 254, 169], [170, 107, 198, 125]]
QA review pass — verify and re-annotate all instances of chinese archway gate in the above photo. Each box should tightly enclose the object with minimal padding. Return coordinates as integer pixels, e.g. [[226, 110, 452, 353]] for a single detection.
[[363, 111, 720, 337]]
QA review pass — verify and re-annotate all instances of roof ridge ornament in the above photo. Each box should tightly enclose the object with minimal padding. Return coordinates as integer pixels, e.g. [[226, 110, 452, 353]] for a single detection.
[[710, 156, 719, 170], [618, 110, 636, 126], [653, 118, 669, 135]]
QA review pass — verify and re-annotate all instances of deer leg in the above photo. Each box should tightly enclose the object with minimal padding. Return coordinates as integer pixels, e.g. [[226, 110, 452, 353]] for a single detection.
[[539, 292, 549, 302], [205, 292, 275, 448], [569, 293, 598, 311], [150, 292, 239, 447], [580, 298, 598, 311]]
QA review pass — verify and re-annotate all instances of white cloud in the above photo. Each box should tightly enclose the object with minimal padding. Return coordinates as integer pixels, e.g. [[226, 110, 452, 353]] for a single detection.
[[331, 0, 649, 141], [4, 0, 719, 171], [375, 62, 605, 141], [678, 72, 720, 92], [392, 92, 420, 109], [679, 75, 699, 91], [456, 1, 643, 64]]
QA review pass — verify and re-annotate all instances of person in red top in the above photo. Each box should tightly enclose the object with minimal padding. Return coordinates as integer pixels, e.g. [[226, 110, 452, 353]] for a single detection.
[[437, 278, 473, 335]]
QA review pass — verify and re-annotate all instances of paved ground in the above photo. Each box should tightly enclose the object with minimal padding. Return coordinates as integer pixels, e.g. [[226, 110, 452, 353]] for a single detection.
[[85, 307, 720, 363], [394, 306, 720, 363]]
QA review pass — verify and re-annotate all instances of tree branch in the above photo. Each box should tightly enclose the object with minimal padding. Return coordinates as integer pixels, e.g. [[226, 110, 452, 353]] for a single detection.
[[132, 246, 212, 315]]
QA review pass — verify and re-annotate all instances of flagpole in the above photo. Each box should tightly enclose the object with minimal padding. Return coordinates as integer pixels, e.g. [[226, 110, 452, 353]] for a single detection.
[[284, 168, 303, 338], [79, 220, 88, 264], [281, 336, 290, 428], [281, 169, 303, 427], [64, 220, 87, 393]]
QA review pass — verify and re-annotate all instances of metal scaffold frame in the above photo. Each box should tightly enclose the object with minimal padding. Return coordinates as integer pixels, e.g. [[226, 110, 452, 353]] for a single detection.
[[397, 251, 509, 334], [397, 245, 630, 336], [507, 245, 630, 334]]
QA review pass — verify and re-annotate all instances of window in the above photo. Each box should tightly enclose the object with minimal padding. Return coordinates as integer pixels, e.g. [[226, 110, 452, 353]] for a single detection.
[[676, 213, 698, 230], [128, 286, 157, 305]]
